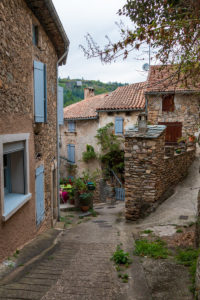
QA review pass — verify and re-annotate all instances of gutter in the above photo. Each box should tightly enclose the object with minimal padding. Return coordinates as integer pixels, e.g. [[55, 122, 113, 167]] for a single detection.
[[64, 116, 98, 121], [44, 0, 70, 65], [145, 90, 198, 95], [96, 108, 144, 113], [56, 48, 69, 221]]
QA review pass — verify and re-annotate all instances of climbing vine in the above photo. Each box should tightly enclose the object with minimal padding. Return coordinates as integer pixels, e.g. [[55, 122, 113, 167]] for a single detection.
[[82, 144, 97, 162], [95, 123, 124, 177]]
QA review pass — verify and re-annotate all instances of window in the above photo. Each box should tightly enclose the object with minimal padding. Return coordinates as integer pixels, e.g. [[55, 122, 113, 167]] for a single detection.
[[158, 122, 182, 144], [162, 94, 174, 112], [34, 60, 47, 123], [115, 117, 124, 134], [67, 144, 75, 163], [0, 134, 31, 221], [32, 25, 38, 46], [68, 121, 76, 132]]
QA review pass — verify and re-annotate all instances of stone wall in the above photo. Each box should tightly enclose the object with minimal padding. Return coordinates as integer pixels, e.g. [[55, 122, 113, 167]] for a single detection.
[[195, 190, 200, 299], [125, 126, 195, 220], [0, 0, 58, 261], [147, 94, 200, 136]]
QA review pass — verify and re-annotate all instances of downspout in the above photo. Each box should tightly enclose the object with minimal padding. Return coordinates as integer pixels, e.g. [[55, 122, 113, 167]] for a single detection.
[[56, 48, 69, 221]]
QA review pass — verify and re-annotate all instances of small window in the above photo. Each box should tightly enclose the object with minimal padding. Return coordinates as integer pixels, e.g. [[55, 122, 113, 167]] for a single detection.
[[162, 94, 174, 112], [1, 135, 31, 222], [32, 25, 38, 46], [68, 121, 76, 132], [115, 117, 124, 134], [67, 144, 75, 164]]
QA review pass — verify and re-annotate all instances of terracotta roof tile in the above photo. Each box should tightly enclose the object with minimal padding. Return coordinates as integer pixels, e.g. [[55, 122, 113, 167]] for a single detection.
[[64, 81, 146, 120], [146, 65, 200, 93], [64, 94, 108, 120], [96, 82, 146, 111]]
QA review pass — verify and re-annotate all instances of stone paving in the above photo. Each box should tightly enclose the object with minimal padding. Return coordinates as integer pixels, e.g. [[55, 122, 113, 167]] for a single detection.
[[0, 204, 127, 300]]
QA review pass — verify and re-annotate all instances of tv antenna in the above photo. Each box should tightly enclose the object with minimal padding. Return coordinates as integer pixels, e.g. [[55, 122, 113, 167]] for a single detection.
[[142, 44, 151, 72]]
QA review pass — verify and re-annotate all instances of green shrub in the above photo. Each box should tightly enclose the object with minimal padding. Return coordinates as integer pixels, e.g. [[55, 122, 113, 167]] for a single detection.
[[111, 245, 131, 265], [134, 239, 169, 259]]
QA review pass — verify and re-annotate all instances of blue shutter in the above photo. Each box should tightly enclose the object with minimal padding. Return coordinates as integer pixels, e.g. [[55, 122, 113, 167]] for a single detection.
[[68, 121, 75, 132], [34, 61, 45, 123], [58, 86, 64, 125], [67, 144, 75, 163], [71, 145, 75, 163], [115, 117, 123, 134], [35, 165, 45, 226], [44, 64, 47, 122]]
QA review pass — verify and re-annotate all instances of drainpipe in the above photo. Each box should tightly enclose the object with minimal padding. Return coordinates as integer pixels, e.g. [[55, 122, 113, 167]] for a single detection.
[[56, 48, 69, 221]]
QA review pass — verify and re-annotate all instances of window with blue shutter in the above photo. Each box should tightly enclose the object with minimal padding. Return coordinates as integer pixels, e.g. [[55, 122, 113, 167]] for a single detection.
[[68, 121, 75, 132], [58, 86, 64, 125], [35, 165, 45, 226], [67, 144, 75, 164], [115, 117, 124, 134], [34, 60, 47, 123]]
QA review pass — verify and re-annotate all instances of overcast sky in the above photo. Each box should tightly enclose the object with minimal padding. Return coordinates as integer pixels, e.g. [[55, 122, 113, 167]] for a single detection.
[[52, 0, 149, 84]]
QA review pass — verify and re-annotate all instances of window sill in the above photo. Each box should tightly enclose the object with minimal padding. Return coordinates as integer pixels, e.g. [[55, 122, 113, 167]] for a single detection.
[[2, 193, 32, 222]]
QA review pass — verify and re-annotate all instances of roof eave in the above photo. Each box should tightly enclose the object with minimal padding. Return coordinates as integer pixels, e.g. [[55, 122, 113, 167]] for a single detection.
[[64, 116, 98, 121], [96, 108, 144, 112], [25, 0, 69, 65], [145, 90, 199, 95]]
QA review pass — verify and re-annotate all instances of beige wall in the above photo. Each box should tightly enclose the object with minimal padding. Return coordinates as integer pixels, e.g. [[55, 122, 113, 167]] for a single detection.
[[0, 0, 58, 261], [98, 111, 139, 131], [147, 94, 200, 136], [60, 110, 140, 178]]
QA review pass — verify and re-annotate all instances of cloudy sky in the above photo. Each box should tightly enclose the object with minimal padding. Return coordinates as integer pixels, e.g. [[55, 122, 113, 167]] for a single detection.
[[52, 0, 149, 84]]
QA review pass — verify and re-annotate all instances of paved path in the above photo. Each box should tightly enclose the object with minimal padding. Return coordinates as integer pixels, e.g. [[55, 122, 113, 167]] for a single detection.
[[0, 204, 147, 300], [0, 151, 199, 300]]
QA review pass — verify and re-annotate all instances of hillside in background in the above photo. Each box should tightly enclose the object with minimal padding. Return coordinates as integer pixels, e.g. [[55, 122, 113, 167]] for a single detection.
[[59, 78, 128, 107]]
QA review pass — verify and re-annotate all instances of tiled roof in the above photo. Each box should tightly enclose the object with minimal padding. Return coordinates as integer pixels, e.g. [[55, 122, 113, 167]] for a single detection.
[[63, 94, 108, 120], [97, 82, 146, 111], [146, 65, 200, 93]]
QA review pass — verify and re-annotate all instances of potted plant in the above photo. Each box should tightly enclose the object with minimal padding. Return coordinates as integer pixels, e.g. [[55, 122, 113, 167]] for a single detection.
[[79, 192, 92, 212], [188, 135, 196, 143], [87, 181, 96, 190]]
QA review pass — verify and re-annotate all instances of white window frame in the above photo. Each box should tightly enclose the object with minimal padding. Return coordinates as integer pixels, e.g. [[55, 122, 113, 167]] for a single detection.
[[0, 133, 31, 221]]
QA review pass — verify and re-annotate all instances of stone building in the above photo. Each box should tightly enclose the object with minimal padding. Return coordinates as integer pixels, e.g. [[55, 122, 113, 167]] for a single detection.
[[0, 0, 69, 261], [146, 65, 200, 144], [60, 82, 145, 178]]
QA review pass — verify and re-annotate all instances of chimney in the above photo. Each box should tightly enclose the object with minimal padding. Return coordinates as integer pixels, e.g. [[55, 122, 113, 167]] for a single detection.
[[138, 112, 148, 133], [84, 87, 94, 99]]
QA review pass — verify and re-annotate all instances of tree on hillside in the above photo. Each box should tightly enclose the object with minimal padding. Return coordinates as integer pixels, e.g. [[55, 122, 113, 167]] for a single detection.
[[81, 0, 200, 84]]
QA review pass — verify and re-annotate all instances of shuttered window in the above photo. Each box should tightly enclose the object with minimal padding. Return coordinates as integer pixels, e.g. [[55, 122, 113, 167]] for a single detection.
[[115, 117, 124, 134], [67, 144, 75, 164], [58, 86, 64, 125], [159, 122, 182, 144], [35, 165, 45, 226], [68, 121, 75, 132], [34, 60, 47, 123], [162, 94, 174, 112]]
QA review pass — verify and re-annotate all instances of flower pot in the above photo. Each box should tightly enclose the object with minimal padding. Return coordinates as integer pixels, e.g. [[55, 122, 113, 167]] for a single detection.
[[81, 205, 89, 212]]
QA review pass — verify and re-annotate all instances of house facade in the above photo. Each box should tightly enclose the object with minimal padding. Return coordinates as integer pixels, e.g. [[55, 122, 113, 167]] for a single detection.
[[0, 0, 69, 261], [146, 65, 200, 144], [60, 83, 145, 178]]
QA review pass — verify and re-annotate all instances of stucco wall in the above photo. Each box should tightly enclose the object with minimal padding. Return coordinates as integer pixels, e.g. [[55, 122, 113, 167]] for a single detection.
[[60, 119, 100, 178], [98, 111, 139, 131], [0, 0, 58, 261], [60, 110, 140, 178], [147, 94, 200, 136]]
